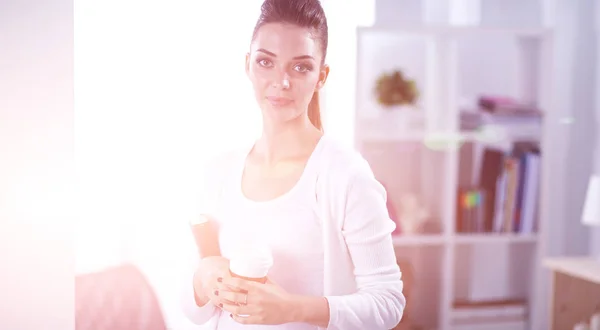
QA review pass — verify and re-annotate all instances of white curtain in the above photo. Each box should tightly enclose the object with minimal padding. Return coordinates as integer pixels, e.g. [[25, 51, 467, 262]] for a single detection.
[[75, 1, 372, 328]]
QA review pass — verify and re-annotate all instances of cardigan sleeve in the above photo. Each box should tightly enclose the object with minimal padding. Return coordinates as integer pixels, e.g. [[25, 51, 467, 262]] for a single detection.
[[324, 160, 406, 330], [180, 154, 229, 325], [179, 251, 220, 325]]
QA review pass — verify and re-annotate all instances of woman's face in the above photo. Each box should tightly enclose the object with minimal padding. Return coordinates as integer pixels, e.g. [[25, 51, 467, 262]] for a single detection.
[[246, 22, 329, 126]]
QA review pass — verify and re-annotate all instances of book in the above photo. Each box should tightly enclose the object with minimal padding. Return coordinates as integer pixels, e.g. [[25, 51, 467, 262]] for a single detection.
[[451, 299, 527, 330]]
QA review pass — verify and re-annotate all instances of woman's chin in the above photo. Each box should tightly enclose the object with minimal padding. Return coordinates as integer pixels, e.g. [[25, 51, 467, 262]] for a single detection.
[[263, 111, 304, 127], [265, 102, 294, 112]]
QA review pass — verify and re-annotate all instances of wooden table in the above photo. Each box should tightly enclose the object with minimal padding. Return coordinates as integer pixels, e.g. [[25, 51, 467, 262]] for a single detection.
[[543, 257, 600, 330]]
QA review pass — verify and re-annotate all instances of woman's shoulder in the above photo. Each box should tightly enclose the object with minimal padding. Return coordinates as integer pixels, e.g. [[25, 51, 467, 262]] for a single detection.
[[319, 135, 374, 180]]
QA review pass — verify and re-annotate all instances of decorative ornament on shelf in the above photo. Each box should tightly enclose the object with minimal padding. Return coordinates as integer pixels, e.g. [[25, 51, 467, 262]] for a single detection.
[[398, 193, 430, 235], [375, 69, 420, 108]]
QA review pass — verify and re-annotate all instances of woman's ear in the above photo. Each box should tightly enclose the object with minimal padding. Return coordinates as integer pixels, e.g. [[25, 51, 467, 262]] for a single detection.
[[245, 52, 251, 77], [316, 64, 330, 90]]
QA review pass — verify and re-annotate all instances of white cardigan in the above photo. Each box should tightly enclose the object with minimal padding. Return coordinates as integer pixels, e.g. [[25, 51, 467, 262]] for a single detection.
[[182, 135, 406, 329]]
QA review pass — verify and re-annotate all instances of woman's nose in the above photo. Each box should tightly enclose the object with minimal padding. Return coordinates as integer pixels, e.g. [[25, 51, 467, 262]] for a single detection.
[[272, 72, 290, 90]]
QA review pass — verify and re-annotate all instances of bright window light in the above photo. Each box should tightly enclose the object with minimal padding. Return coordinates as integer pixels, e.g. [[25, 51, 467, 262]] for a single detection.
[[75, 1, 367, 327]]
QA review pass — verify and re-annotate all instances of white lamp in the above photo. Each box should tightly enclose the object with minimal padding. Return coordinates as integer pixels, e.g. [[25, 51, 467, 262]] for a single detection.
[[583, 175, 600, 225], [582, 175, 600, 260]]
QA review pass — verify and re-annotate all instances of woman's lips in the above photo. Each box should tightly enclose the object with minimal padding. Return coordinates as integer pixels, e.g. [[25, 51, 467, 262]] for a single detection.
[[267, 96, 293, 107]]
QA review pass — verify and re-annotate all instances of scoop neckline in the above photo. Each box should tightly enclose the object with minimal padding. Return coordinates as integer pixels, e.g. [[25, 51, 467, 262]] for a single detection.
[[236, 134, 327, 206]]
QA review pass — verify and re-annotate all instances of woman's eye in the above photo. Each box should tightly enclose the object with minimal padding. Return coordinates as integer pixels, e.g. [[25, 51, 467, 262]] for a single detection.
[[294, 64, 311, 73], [257, 59, 272, 67]]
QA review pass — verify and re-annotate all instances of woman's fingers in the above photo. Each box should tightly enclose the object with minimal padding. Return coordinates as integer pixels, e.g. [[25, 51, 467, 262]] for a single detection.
[[230, 313, 262, 325], [220, 275, 255, 294], [209, 274, 252, 307], [216, 288, 248, 306], [206, 276, 226, 304], [220, 301, 254, 317], [206, 285, 220, 305]]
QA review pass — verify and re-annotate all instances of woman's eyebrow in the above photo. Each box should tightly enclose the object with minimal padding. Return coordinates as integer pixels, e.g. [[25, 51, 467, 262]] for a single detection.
[[256, 48, 315, 61]]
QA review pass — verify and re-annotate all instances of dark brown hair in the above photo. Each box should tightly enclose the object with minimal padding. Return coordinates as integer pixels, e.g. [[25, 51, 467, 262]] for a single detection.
[[252, 0, 328, 131]]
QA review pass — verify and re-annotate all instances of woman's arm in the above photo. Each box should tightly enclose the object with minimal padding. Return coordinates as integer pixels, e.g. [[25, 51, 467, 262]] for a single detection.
[[181, 153, 231, 324], [291, 295, 330, 328], [180, 252, 221, 324], [299, 159, 406, 330]]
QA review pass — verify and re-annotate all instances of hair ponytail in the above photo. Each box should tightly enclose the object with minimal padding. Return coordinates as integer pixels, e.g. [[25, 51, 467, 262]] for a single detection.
[[308, 91, 323, 131]]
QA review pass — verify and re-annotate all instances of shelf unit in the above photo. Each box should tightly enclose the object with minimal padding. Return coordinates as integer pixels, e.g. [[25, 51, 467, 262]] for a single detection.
[[357, 25, 550, 37], [393, 233, 538, 246], [354, 24, 553, 330]]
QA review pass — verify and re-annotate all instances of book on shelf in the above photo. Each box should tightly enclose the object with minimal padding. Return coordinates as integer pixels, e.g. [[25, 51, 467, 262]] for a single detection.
[[457, 141, 541, 235], [456, 186, 487, 233], [452, 298, 527, 318], [478, 96, 542, 117], [459, 95, 543, 131], [450, 299, 527, 330]]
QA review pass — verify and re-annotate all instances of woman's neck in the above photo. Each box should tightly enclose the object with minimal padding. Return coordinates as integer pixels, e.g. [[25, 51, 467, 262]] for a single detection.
[[254, 118, 322, 165]]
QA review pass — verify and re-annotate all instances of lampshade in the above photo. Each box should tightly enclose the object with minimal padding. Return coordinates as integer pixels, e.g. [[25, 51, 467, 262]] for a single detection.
[[582, 175, 600, 226]]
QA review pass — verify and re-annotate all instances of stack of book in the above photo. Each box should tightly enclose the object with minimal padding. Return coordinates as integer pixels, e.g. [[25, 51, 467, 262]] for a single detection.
[[456, 141, 541, 234], [450, 299, 527, 330], [459, 95, 542, 132], [456, 95, 542, 235], [477, 96, 542, 117]]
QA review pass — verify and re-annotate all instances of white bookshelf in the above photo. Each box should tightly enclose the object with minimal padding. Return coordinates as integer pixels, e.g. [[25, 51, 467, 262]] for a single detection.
[[393, 234, 447, 246], [357, 25, 551, 38], [359, 124, 542, 145], [454, 233, 538, 244], [354, 24, 553, 330]]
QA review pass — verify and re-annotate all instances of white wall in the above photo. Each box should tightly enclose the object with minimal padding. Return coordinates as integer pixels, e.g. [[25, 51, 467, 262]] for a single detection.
[[0, 0, 74, 329], [561, 0, 596, 256], [591, 0, 600, 257], [375, 0, 543, 27], [530, 2, 600, 328]]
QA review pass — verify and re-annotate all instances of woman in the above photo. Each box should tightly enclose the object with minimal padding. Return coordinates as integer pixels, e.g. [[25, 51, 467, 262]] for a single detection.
[[182, 0, 406, 329]]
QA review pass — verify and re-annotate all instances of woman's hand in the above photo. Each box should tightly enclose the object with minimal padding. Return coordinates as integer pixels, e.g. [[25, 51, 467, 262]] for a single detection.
[[214, 276, 299, 325], [193, 256, 230, 307]]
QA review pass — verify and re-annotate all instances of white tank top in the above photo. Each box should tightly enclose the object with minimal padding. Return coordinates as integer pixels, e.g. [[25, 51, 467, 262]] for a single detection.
[[214, 139, 326, 330]]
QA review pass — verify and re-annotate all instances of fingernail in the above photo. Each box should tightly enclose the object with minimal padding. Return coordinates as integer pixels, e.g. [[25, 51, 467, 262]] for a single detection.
[[217, 277, 222, 283], [214, 290, 219, 296], [218, 303, 223, 308], [230, 314, 233, 318]]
